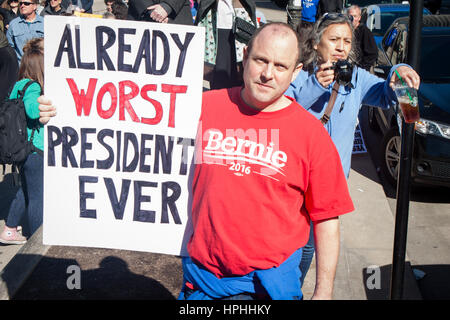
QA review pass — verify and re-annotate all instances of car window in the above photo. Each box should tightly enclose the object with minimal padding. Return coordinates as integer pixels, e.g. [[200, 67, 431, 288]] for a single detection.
[[345, 0, 402, 7], [367, 8, 431, 37], [391, 30, 407, 64], [368, 12, 406, 37], [420, 34, 450, 82], [383, 27, 399, 61]]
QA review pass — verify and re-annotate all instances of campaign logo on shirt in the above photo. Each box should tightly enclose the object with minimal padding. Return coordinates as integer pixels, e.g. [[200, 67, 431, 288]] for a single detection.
[[201, 128, 287, 181]]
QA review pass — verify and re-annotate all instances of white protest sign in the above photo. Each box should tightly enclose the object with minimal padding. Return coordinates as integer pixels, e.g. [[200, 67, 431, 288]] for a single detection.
[[43, 16, 204, 256]]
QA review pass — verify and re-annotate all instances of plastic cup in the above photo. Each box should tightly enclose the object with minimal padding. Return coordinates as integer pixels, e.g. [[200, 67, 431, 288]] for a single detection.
[[392, 84, 420, 123]]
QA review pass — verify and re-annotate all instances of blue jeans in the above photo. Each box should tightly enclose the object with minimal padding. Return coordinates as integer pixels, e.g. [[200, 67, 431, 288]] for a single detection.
[[299, 222, 315, 287], [6, 153, 43, 235]]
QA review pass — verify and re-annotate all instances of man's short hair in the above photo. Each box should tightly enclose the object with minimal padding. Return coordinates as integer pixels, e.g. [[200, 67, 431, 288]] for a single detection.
[[347, 5, 361, 15], [246, 22, 302, 66]]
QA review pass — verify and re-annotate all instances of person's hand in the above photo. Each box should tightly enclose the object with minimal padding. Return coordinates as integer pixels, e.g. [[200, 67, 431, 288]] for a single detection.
[[38, 96, 57, 125], [390, 65, 420, 90], [316, 61, 335, 88], [147, 4, 169, 23]]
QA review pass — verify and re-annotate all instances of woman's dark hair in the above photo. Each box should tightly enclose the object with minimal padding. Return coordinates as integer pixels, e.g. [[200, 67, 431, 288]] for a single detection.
[[18, 38, 44, 92], [302, 13, 358, 73], [112, 1, 127, 20]]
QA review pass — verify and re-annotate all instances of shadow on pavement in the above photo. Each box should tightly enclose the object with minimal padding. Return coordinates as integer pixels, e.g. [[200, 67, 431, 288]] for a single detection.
[[1, 253, 44, 299], [350, 153, 381, 185], [11, 245, 184, 300], [12, 253, 179, 300], [413, 264, 450, 300], [362, 263, 421, 300]]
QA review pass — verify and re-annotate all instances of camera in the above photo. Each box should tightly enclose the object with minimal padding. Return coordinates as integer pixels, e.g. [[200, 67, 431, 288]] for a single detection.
[[332, 59, 354, 86]]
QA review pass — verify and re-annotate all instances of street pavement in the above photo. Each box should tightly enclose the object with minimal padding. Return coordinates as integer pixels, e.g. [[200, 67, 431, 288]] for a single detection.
[[0, 0, 431, 301]]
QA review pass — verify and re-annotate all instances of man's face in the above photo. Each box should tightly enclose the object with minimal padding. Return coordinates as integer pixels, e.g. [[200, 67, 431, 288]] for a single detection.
[[241, 26, 301, 111], [19, 1, 37, 16], [9, 0, 19, 9], [50, 0, 62, 9], [315, 23, 352, 63], [348, 8, 361, 28]]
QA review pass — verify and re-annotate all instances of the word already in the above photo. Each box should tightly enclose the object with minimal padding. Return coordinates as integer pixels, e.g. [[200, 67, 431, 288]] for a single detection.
[[54, 24, 195, 78]]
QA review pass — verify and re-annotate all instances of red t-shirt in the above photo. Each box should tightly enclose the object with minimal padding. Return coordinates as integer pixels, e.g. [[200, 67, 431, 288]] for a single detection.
[[187, 87, 354, 278]]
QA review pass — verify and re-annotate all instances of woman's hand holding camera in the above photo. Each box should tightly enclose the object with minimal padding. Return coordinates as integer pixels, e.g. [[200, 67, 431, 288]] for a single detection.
[[316, 61, 335, 88]]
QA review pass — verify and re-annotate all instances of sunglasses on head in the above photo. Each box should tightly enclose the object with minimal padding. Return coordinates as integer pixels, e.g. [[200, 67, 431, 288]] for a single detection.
[[19, 1, 35, 6], [319, 12, 353, 28]]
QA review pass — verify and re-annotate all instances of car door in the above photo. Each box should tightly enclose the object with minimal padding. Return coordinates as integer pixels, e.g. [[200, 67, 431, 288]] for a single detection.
[[373, 25, 406, 133]]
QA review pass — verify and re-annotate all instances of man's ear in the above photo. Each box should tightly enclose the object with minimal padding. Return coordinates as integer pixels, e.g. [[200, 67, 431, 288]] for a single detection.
[[243, 45, 248, 63], [291, 63, 303, 82]]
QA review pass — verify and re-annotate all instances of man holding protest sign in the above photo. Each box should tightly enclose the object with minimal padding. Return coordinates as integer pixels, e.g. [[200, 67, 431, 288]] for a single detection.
[[127, 0, 193, 25], [40, 22, 354, 300], [40, 15, 205, 257]]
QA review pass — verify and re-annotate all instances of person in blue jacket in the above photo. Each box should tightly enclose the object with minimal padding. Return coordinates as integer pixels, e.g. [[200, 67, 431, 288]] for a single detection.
[[301, 0, 320, 26], [285, 12, 421, 288]]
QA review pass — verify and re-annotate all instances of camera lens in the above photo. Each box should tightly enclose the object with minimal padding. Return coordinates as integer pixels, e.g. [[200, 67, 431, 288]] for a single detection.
[[334, 60, 353, 86]]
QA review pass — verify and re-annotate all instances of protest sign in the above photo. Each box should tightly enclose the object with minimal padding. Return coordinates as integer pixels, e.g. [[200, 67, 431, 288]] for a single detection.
[[43, 16, 204, 256], [352, 124, 367, 154]]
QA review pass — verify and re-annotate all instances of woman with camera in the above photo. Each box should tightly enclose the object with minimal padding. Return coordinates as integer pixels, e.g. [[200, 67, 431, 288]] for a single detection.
[[285, 12, 420, 286]]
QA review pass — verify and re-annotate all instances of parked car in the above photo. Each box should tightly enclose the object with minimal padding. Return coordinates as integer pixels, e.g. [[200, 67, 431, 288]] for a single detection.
[[367, 15, 450, 187], [344, 0, 403, 7], [365, 4, 431, 45], [424, 0, 450, 14], [440, 0, 450, 14]]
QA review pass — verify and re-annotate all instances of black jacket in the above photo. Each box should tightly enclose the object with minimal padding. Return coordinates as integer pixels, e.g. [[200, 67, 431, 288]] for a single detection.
[[0, 8, 18, 27], [354, 23, 378, 71], [127, 0, 193, 25], [318, 0, 343, 17], [40, 5, 67, 16]]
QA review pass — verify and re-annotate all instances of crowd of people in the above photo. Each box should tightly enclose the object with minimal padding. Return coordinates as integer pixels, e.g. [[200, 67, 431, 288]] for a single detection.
[[1, 0, 422, 300]]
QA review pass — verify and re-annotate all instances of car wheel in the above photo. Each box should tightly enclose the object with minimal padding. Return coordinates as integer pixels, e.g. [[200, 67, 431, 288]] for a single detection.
[[368, 106, 380, 131], [381, 126, 401, 187]]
